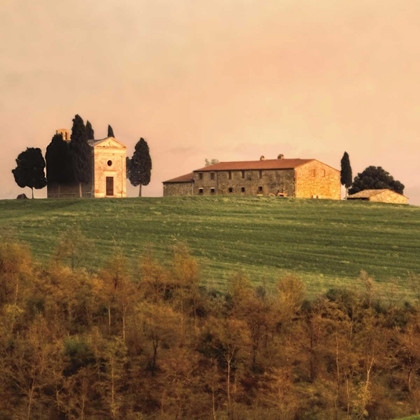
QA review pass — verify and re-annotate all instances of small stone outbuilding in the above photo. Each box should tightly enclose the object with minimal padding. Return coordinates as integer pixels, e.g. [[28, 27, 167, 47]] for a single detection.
[[347, 189, 408, 204], [163, 155, 340, 199], [47, 129, 127, 198]]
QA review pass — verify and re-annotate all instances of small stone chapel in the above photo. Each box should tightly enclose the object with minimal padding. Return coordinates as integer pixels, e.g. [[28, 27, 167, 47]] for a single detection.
[[47, 128, 127, 198]]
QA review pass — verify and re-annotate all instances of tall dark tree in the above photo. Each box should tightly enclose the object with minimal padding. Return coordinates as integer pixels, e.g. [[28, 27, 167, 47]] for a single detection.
[[86, 121, 95, 140], [69, 114, 91, 198], [349, 166, 405, 195], [340, 152, 352, 198], [45, 134, 73, 186], [128, 138, 152, 197], [12, 148, 47, 199], [108, 125, 115, 138], [126, 157, 132, 178]]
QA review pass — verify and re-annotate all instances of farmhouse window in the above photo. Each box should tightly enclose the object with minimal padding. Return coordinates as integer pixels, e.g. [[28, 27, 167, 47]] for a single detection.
[[210, 188, 215, 194], [241, 187, 245, 193], [107, 160, 112, 167], [311, 169, 316, 177], [198, 188, 203, 195], [199, 172, 203, 180], [228, 171, 232, 180], [259, 170, 262, 179], [228, 187, 233, 193], [258, 186, 263, 192], [321, 169, 326, 177], [210, 172, 215, 180], [241, 170, 245, 179]]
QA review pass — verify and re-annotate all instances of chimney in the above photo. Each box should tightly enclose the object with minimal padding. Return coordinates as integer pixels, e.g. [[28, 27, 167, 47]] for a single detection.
[[260, 155, 265, 161], [277, 154, 284, 160]]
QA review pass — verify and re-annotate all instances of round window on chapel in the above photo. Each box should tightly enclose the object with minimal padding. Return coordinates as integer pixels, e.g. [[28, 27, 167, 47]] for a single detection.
[[107, 160, 112, 167]]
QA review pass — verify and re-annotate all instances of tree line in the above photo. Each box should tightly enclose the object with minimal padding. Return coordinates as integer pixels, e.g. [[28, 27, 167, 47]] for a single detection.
[[11, 115, 152, 198], [1, 235, 420, 419], [340, 152, 405, 197]]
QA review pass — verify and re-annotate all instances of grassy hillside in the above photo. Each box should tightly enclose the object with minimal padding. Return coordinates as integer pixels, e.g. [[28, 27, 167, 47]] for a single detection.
[[1, 196, 419, 298]]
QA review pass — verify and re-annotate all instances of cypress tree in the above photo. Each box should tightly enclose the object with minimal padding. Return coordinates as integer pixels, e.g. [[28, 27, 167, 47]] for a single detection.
[[126, 156, 132, 179], [12, 148, 47, 199], [86, 120, 95, 140], [108, 125, 115, 138], [128, 138, 152, 197], [340, 152, 353, 198], [45, 134, 73, 186], [70, 114, 91, 198]]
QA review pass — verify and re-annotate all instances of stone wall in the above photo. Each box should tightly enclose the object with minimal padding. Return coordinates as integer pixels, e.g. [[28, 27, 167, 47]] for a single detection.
[[370, 190, 408, 204], [191, 169, 296, 196], [294, 161, 340, 200], [163, 182, 194, 196], [47, 181, 93, 198]]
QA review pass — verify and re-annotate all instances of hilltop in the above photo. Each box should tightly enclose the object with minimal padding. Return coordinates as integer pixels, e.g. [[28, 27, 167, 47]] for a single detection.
[[1, 196, 419, 299]]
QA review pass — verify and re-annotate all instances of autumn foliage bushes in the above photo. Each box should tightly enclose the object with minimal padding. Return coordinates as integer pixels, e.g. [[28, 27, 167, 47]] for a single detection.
[[1, 239, 420, 419]]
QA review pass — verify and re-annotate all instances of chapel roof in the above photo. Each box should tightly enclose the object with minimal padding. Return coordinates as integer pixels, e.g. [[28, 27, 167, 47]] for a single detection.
[[88, 137, 126, 149]]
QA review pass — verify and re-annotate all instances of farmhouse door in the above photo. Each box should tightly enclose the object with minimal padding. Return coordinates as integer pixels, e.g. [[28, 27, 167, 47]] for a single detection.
[[106, 177, 114, 196]]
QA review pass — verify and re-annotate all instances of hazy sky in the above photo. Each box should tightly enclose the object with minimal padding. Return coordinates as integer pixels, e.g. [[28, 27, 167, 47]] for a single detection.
[[2, 0, 419, 203]]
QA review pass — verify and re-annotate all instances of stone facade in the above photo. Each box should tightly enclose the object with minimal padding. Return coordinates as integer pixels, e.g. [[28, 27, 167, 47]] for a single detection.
[[347, 189, 408, 204], [162, 173, 194, 196], [191, 168, 296, 196], [47, 133, 127, 198], [163, 157, 340, 200], [90, 138, 126, 198], [295, 160, 341, 199], [163, 181, 194, 196]]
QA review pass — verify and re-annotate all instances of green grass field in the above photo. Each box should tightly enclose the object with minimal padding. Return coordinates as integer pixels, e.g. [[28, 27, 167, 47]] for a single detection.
[[1, 196, 419, 299]]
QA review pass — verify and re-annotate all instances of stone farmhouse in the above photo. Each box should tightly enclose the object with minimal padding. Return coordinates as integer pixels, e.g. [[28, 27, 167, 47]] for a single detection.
[[347, 189, 408, 204], [163, 155, 340, 199], [47, 129, 127, 198]]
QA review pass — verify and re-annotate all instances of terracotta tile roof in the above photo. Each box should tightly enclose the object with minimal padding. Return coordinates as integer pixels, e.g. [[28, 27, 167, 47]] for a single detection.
[[163, 173, 194, 184], [193, 158, 314, 172], [348, 189, 406, 199]]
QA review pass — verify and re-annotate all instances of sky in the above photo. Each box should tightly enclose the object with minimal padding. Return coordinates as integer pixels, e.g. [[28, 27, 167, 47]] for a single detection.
[[1, 0, 419, 204]]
